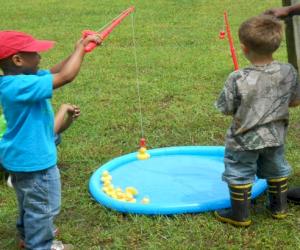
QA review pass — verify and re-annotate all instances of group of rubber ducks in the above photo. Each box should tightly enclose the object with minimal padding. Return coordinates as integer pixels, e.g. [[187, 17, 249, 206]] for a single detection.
[[101, 138, 151, 203], [101, 170, 150, 204]]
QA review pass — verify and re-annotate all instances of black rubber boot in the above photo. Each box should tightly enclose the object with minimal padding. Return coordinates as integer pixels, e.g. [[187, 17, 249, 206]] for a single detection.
[[287, 187, 300, 204], [214, 184, 252, 227], [267, 178, 288, 219]]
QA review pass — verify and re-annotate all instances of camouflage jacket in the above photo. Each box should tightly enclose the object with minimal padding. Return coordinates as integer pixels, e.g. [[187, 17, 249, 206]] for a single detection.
[[215, 61, 300, 151]]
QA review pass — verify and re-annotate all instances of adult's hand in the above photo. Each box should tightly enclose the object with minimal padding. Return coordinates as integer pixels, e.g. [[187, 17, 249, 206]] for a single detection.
[[264, 6, 290, 18]]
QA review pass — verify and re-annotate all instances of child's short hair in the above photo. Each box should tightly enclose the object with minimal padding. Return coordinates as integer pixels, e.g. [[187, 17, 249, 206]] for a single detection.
[[238, 15, 283, 55]]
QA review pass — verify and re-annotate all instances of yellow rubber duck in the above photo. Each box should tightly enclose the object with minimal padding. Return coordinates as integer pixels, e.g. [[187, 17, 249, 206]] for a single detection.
[[102, 170, 110, 177], [137, 147, 150, 160], [116, 191, 125, 200], [101, 175, 112, 183], [102, 187, 109, 193], [109, 191, 117, 199], [137, 138, 150, 160], [103, 180, 111, 187], [107, 184, 114, 192], [141, 197, 150, 204], [125, 187, 138, 196], [124, 193, 134, 201]]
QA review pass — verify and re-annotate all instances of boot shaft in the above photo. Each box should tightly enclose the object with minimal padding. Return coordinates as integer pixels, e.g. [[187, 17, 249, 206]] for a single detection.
[[229, 184, 252, 220], [214, 184, 252, 227], [267, 177, 288, 219]]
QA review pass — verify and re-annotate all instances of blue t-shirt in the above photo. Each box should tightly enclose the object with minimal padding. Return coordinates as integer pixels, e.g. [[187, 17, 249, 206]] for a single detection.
[[0, 70, 57, 172]]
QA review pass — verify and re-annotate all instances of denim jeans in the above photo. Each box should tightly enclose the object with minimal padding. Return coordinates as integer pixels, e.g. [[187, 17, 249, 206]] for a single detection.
[[11, 166, 61, 250], [223, 146, 291, 185]]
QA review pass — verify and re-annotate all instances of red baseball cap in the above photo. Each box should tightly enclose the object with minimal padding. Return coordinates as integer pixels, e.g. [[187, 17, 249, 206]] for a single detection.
[[0, 30, 55, 60]]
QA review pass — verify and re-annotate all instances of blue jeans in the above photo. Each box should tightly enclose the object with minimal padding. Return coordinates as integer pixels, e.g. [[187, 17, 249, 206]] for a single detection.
[[11, 166, 61, 250], [223, 146, 291, 185]]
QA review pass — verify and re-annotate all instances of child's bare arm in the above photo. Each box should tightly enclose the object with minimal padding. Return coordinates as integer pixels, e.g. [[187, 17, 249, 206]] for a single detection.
[[54, 104, 80, 134], [50, 55, 72, 74], [50, 38, 89, 74], [52, 34, 102, 89]]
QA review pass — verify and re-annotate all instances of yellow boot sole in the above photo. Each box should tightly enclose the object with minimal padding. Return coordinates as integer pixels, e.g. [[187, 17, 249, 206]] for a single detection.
[[214, 211, 252, 227]]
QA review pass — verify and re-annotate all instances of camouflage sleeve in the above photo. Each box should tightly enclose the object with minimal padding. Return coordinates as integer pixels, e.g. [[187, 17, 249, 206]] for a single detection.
[[289, 65, 300, 106], [215, 72, 239, 115]]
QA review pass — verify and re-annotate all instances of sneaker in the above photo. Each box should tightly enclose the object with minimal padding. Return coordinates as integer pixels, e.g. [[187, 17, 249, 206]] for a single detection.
[[51, 240, 74, 250], [19, 228, 60, 249], [19, 240, 73, 250], [7, 174, 13, 188], [18, 240, 25, 249]]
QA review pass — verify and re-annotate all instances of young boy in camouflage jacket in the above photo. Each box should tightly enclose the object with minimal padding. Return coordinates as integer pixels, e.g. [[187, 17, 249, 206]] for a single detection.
[[214, 15, 300, 227]]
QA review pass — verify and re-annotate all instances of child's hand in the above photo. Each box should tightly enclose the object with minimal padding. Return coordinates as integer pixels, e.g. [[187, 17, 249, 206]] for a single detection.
[[61, 104, 80, 120], [55, 104, 80, 134], [75, 34, 102, 50], [69, 105, 80, 120]]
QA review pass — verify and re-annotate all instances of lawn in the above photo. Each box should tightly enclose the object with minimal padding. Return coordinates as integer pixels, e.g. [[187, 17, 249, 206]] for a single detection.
[[1, 0, 300, 249]]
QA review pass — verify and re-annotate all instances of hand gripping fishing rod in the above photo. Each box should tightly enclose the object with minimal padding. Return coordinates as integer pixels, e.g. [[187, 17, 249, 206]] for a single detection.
[[83, 6, 135, 52]]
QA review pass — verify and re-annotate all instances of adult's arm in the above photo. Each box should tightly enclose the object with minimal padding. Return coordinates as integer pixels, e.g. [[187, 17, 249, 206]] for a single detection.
[[265, 3, 300, 18]]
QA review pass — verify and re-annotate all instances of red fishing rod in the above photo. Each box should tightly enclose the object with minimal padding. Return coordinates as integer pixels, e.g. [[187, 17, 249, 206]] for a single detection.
[[224, 11, 239, 71], [83, 6, 135, 52]]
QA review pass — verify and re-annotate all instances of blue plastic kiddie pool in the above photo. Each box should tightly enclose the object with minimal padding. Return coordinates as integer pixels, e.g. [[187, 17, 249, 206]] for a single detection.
[[89, 146, 267, 215]]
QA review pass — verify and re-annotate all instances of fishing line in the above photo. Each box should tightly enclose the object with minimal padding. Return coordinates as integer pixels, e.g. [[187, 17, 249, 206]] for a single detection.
[[131, 12, 145, 138]]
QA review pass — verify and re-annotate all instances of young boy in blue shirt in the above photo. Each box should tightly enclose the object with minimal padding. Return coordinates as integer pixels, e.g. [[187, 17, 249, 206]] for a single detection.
[[16, 103, 81, 248], [0, 30, 101, 249], [214, 15, 300, 227]]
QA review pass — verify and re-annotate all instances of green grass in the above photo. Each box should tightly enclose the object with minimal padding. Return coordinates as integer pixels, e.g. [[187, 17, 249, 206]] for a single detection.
[[1, 0, 300, 249]]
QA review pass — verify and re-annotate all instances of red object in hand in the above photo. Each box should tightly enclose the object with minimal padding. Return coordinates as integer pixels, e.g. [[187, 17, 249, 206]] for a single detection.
[[82, 30, 100, 52], [219, 31, 226, 39], [83, 6, 135, 53], [82, 30, 98, 37], [224, 11, 239, 70], [140, 138, 146, 148]]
